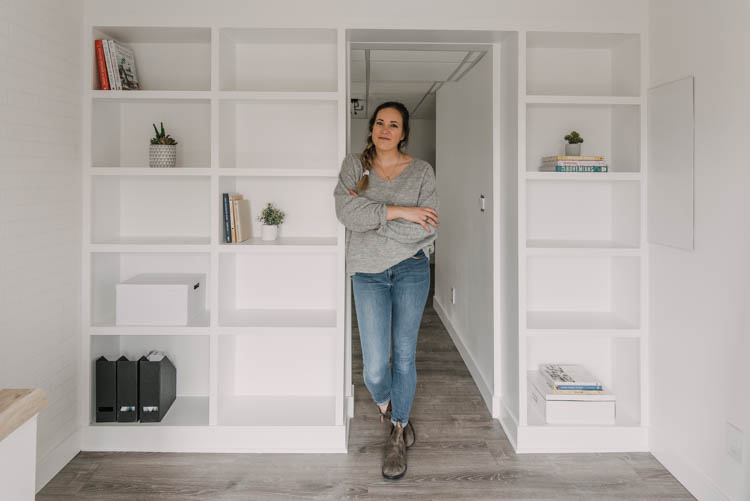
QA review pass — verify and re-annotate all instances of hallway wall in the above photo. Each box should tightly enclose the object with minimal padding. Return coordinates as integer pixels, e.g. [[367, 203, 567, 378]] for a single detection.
[[434, 51, 495, 408]]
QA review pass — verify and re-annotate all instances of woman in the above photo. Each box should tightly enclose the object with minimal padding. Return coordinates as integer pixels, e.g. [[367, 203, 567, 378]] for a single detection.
[[333, 101, 439, 480]]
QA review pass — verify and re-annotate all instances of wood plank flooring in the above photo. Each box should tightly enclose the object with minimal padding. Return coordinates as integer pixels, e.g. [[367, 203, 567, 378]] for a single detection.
[[38, 264, 694, 500]]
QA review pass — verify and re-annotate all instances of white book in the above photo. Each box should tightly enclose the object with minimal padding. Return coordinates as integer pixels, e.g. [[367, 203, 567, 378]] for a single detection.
[[106, 40, 121, 90], [539, 363, 602, 390], [528, 372, 616, 425], [102, 40, 117, 91]]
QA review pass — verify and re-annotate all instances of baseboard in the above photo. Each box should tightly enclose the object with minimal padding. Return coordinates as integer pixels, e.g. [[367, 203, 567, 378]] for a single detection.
[[347, 384, 355, 419], [36, 429, 81, 493], [498, 398, 519, 452], [652, 447, 734, 501], [433, 295, 495, 415]]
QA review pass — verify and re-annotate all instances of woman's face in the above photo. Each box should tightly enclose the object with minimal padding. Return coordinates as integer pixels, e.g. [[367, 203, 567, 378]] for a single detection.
[[371, 107, 405, 154]]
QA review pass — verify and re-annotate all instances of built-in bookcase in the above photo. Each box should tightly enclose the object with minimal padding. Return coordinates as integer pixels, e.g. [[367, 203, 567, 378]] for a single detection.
[[510, 30, 648, 453], [82, 25, 348, 452]]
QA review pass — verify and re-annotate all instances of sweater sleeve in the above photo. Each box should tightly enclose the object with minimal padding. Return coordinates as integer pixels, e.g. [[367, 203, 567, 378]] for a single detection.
[[375, 164, 439, 244], [333, 154, 388, 232]]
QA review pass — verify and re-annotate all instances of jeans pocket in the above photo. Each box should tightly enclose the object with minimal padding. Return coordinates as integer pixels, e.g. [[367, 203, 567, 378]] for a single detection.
[[410, 250, 425, 260]]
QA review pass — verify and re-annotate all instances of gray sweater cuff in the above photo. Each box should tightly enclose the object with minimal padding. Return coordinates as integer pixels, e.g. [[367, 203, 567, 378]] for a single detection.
[[379, 204, 388, 228]]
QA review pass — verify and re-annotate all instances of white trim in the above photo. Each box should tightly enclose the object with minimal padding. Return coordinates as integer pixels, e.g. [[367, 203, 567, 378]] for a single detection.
[[433, 295, 494, 415], [36, 429, 81, 493], [652, 448, 733, 501], [498, 398, 519, 451]]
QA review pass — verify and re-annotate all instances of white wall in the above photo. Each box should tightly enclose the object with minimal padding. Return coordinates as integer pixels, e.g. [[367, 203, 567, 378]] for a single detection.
[[0, 0, 83, 491], [649, 1, 750, 500], [350, 118, 435, 169], [434, 51, 495, 406]]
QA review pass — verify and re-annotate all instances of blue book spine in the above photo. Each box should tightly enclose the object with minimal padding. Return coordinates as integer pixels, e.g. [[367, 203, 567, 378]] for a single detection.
[[556, 385, 603, 391], [222, 193, 231, 243]]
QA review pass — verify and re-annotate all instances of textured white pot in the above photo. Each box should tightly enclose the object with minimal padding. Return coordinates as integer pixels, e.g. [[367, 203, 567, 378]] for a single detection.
[[565, 143, 581, 156], [149, 144, 177, 168], [261, 224, 278, 241]]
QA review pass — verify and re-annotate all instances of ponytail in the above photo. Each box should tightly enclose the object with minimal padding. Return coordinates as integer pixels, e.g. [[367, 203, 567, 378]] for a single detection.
[[355, 137, 376, 192]]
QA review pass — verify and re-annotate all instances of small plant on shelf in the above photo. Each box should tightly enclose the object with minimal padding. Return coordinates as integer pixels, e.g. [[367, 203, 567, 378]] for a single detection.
[[257, 203, 286, 241], [564, 130, 583, 156], [149, 122, 178, 168]]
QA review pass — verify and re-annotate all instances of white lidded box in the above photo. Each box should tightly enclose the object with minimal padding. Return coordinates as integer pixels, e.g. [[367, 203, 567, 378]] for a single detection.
[[116, 273, 206, 326], [528, 371, 616, 425]]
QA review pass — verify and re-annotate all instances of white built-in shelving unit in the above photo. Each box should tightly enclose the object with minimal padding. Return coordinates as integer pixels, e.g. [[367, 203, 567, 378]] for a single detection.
[[82, 26, 348, 452], [510, 30, 649, 452]]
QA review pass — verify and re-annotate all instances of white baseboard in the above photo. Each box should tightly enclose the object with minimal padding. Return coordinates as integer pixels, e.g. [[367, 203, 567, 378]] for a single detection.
[[433, 295, 495, 416], [652, 448, 734, 501], [36, 429, 81, 493], [498, 398, 519, 452]]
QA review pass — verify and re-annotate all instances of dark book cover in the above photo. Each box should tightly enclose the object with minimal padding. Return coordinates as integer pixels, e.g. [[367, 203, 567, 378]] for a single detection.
[[116, 356, 139, 422], [95, 356, 117, 422]]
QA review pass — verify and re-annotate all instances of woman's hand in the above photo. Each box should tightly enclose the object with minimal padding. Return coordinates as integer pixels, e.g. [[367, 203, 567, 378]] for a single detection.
[[396, 206, 439, 232]]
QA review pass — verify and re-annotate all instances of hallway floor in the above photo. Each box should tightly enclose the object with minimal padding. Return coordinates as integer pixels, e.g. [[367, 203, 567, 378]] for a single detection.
[[38, 264, 694, 500]]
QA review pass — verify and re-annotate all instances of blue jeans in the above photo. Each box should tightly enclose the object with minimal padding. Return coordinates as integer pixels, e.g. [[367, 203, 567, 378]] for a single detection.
[[352, 249, 431, 425]]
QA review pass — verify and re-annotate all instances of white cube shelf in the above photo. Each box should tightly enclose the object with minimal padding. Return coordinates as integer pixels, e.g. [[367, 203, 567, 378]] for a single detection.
[[91, 334, 210, 426], [219, 28, 338, 92], [92, 99, 210, 168], [217, 176, 338, 244], [92, 27, 211, 91], [526, 32, 640, 97], [217, 334, 336, 426], [219, 99, 339, 171], [526, 336, 641, 427], [91, 253, 210, 328], [218, 252, 337, 328], [526, 255, 640, 330], [526, 104, 640, 173], [526, 179, 640, 248], [92, 175, 210, 245]]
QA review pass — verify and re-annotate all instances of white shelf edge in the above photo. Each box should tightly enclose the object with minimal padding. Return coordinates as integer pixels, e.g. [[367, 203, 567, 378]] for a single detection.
[[525, 246, 641, 257], [524, 95, 641, 105], [89, 326, 211, 336], [88, 243, 211, 253], [89, 167, 212, 176], [525, 171, 641, 181], [217, 168, 338, 177], [218, 91, 339, 101], [522, 328, 642, 339], [90, 90, 211, 100]]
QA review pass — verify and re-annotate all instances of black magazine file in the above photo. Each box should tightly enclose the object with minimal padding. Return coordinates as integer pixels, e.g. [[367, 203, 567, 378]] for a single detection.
[[95, 356, 116, 422], [116, 356, 139, 422], [139, 355, 176, 423]]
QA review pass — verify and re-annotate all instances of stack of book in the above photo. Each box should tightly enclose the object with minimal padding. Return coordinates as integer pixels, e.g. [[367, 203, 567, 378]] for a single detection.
[[528, 364, 616, 425], [222, 193, 251, 243], [94, 39, 140, 90], [540, 156, 608, 172]]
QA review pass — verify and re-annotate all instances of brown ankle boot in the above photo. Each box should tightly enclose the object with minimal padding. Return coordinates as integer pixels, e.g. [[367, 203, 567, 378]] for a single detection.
[[382, 420, 407, 480], [377, 401, 391, 424]]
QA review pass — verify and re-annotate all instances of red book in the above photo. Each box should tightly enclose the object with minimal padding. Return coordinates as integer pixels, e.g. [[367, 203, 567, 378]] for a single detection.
[[94, 40, 110, 90]]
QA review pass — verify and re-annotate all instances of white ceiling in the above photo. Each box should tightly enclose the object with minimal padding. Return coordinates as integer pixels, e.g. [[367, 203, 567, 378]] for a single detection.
[[350, 48, 486, 120]]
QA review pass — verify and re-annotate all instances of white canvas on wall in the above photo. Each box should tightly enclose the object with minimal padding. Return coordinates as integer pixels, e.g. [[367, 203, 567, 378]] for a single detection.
[[647, 76, 694, 250]]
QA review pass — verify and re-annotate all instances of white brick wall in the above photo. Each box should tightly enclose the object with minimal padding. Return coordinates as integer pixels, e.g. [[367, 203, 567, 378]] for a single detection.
[[0, 0, 83, 480]]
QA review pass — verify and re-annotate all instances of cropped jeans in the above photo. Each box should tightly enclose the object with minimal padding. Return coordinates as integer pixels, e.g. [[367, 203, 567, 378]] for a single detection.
[[351, 249, 431, 426]]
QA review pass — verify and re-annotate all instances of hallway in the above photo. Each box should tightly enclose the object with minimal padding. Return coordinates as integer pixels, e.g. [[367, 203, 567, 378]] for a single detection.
[[38, 264, 693, 500]]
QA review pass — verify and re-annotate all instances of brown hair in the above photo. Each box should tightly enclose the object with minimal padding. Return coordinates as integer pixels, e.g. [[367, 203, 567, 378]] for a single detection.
[[355, 101, 410, 193]]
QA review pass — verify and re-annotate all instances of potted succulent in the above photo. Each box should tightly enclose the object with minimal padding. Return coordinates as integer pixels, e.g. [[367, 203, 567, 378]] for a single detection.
[[564, 130, 583, 156], [150, 122, 178, 168], [257, 202, 286, 241]]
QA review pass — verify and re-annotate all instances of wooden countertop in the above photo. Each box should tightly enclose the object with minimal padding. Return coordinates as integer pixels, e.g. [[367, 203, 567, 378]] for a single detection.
[[0, 389, 47, 442]]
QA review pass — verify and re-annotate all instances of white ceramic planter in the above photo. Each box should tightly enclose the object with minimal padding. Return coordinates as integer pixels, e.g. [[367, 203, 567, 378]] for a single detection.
[[565, 143, 581, 156], [149, 144, 177, 168], [261, 224, 279, 241]]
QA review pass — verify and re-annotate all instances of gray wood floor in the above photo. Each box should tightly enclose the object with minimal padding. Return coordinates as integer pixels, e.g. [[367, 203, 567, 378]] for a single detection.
[[38, 264, 694, 500]]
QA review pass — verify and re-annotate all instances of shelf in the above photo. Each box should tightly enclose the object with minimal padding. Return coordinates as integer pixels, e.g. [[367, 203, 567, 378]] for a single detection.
[[526, 240, 640, 257], [218, 396, 336, 427], [91, 309, 211, 334], [219, 309, 337, 329], [91, 90, 211, 100], [524, 95, 641, 105], [217, 168, 338, 177], [218, 237, 337, 253], [218, 91, 339, 101], [526, 172, 641, 181], [526, 311, 639, 331], [91, 396, 209, 426], [90, 167, 212, 175]]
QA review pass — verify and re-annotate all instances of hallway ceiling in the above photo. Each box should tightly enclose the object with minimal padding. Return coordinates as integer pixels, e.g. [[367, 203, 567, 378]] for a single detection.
[[350, 48, 486, 121]]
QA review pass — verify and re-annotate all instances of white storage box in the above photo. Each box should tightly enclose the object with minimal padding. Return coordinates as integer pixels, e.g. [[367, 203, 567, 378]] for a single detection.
[[528, 371, 616, 425], [116, 273, 206, 326]]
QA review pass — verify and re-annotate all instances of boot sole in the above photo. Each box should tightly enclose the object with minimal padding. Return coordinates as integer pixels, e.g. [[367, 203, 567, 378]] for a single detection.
[[382, 464, 407, 480]]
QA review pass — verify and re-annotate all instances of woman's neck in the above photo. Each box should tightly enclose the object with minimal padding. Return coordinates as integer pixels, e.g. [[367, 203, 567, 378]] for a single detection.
[[375, 148, 403, 166]]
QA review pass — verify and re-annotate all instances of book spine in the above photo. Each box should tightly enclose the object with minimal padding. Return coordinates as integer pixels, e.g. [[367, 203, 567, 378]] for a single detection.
[[223, 193, 231, 243], [541, 166, 608, 172], [542, 161, 608, 166], [229, 195, 237, 243], [543, 156, 604, 161], [107, 40, 121, 90], [94, 40, 110, 90], [233, 199, 241, 242], [555, 385, 604, 391], [102, 40, 116, 91]]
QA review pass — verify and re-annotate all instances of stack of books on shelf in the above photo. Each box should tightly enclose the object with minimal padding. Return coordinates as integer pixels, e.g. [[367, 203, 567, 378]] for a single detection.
[[540, 156, 608, 172], [223, 193, 251, 243], [528, 363, 616, 425], [94, 39, 140, 90]]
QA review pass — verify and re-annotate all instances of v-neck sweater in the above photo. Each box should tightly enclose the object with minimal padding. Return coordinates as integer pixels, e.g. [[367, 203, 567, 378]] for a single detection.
[[333, 153, 439, 275]]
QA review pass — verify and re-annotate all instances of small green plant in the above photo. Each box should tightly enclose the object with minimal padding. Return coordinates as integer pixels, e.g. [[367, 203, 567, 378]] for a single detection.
[[257, 203, 286, 226], [151, 122, 178, 145], [564, 131, 583, 144]]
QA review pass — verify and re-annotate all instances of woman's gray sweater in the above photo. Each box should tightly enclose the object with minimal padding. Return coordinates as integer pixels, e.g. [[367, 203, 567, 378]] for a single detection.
[[333, 153, 438, 275]]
